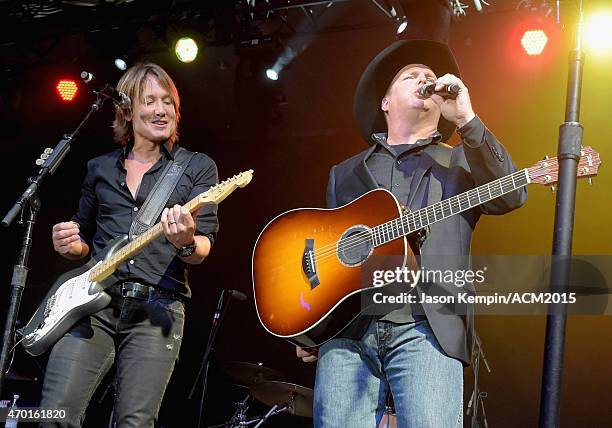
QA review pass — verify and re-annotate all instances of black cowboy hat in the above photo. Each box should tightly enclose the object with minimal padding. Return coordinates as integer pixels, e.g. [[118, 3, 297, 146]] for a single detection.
[[354, 39, 460, 144]]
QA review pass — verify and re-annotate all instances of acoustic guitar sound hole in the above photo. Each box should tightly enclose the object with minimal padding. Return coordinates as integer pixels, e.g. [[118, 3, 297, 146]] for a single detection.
[[337, 225, 373, 267]]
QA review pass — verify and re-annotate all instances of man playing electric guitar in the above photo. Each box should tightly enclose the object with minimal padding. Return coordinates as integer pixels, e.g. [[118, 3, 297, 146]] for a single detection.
[[40, 63, 218, 427], [296, 40, 527, 427]]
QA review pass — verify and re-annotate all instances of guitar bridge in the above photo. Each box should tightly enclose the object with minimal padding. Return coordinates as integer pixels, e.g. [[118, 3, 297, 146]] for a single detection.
[[302, 239, 320, 289]]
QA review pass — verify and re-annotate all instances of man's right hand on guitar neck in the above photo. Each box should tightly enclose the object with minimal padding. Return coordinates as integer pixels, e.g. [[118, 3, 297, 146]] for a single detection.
[[52, 221, 89, 260]]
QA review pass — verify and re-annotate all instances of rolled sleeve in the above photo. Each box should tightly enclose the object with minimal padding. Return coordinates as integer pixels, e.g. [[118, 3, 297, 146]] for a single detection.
[[458, 116, 528, 215], [71, 159, 98, 245], [187, 154, 219, 246]]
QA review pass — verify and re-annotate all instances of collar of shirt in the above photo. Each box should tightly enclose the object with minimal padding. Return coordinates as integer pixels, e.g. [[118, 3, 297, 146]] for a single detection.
[[120, 140, 176, 162], [368, 131, 442, 159], [118, 141, 176, 172]]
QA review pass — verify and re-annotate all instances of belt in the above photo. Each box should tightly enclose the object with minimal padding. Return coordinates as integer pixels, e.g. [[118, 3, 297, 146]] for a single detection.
[[110, 282, 182, 301]]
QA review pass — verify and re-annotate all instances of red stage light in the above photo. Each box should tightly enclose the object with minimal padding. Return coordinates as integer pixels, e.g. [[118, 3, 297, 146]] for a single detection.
[[521, 29, 548, 55], [56, 79, 78, 102]]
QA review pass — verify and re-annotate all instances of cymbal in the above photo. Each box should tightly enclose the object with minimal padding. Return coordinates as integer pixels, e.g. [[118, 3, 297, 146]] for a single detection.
[[251, 381, 313, 418], [222, 361, 286, 387]]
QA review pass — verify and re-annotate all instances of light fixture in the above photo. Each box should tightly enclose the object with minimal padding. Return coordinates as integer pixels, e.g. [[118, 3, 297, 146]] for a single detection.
[[584, 11, 612, 55], [114, 58, 127, 70], [396, 17, 408, 35], [520, 29, 548, 56], [265, 68, 279, 81], [174, 37, 199, 63], [56, 79, 78, 102]]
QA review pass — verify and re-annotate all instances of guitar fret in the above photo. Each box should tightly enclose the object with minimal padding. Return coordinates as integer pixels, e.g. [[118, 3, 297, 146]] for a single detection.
[[370, 168, 533, 255], [446, 199, 452, 217]]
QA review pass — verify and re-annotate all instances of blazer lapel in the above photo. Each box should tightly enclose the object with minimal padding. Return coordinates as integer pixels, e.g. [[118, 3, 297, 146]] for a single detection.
[[354, 145, 379, 192]]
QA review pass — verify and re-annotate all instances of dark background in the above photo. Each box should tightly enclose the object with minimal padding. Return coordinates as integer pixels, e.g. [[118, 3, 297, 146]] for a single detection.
[[1, 1, 610, 426]]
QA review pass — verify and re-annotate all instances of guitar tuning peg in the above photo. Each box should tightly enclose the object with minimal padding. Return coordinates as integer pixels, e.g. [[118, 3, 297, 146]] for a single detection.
[[35, 159, 44, 166], [544, 155, 549, 160], [550, 185, 556, 194], [588, 177, 593, 186]]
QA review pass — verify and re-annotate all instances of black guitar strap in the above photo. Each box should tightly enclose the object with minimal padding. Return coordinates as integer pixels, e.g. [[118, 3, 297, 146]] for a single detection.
[[128, 147, 195, 240]]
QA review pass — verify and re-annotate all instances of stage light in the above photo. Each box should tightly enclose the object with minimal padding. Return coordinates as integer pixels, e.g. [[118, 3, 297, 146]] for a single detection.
[[174, 37, 198, 63], [114, 58, 127, 70], [396, 18, 408, 35], [584, 11, 612, 55], [521, 29, 548, 56], [56, 79, 78, 102], [265, 68, 279, 81]]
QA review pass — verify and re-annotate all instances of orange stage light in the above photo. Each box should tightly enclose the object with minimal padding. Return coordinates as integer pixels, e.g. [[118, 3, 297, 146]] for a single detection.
[[56, 79, 78, 102]]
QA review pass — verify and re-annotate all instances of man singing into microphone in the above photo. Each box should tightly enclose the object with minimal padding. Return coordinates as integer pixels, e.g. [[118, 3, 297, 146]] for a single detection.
[[296, 40, 526, 426], [40, 63, 218, 427]]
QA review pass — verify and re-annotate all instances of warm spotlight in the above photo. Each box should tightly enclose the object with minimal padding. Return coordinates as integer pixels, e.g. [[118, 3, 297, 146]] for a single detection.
[[174, 37, 198, 63], [56, 79, 78, 102], [584, 11, 612, 55], [521, 29, 548, 56]]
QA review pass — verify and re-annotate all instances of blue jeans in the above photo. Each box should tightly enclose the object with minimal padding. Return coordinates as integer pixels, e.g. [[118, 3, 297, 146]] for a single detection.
[[39, 292, 185, 428], [314, 318, 463, 428]]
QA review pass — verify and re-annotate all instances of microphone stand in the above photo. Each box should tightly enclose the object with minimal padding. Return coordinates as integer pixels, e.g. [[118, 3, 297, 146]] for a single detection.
[[253, 404, 287, 428], [189, 289, 232, 428], [539, 2, 585, 426], [0, 91, 110, 396]]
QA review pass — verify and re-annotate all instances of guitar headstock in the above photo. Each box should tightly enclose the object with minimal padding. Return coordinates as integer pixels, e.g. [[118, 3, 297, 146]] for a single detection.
[[199, 170, 254, 205], [528, 146, 601, 185]]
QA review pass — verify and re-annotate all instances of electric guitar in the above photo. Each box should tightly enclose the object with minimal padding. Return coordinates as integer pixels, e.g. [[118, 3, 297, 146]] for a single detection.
[[252, 148, 601, 348], [21, 170, 253, 356]]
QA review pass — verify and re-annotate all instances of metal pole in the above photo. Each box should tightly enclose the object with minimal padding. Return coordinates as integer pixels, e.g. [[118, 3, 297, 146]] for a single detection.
[[538, 2, 585, 426]]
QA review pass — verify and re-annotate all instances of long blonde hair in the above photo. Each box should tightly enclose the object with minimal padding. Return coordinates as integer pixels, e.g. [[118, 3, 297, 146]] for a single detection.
[[112, 63, 181, 145]]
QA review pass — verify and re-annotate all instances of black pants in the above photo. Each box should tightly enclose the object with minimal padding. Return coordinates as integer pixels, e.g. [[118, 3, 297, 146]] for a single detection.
[[39, 292, 185, 428]]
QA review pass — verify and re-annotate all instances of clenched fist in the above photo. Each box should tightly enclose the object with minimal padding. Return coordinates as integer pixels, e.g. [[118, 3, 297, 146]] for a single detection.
[[52, 221, 88, 259]]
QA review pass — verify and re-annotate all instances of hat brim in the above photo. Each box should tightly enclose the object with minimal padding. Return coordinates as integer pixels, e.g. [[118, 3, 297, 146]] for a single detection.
[[354, 39, 460, 144]]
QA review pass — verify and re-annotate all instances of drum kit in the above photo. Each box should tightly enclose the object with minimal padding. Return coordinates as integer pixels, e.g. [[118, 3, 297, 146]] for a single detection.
[[221, 361, 398, 428], [220, 361, 313, 427]]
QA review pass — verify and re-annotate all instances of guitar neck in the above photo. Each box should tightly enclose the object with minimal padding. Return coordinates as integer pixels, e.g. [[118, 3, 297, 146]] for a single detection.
[[370, 168, 530, 247], [88, 197, 204, 283]]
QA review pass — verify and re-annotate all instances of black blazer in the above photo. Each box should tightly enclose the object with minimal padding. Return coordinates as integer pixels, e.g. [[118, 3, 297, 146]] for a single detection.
[[326, 118, 527, 365]]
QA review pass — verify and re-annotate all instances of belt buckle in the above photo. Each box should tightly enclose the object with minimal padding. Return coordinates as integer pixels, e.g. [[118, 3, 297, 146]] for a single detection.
[[121, 282, 152, 300], [120, 283, 132, 298]]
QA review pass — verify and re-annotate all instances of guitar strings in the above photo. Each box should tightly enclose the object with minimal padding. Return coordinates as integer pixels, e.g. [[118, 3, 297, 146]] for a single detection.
[[310, 172, 527, 264], [264, 157, 578, 271]]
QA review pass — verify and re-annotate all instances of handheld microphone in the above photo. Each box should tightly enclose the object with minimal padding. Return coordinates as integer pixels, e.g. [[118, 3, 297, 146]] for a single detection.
[[419, 82, 460, 99]]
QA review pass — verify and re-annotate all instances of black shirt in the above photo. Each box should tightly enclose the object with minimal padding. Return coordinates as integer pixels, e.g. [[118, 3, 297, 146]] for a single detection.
[[366, 131, 442, 208], [365, 132, 442, 322], [73, 142, 219, 298]]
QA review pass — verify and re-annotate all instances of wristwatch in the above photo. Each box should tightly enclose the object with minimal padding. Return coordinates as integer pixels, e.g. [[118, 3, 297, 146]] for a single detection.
[[176, 240, 197, 257]]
